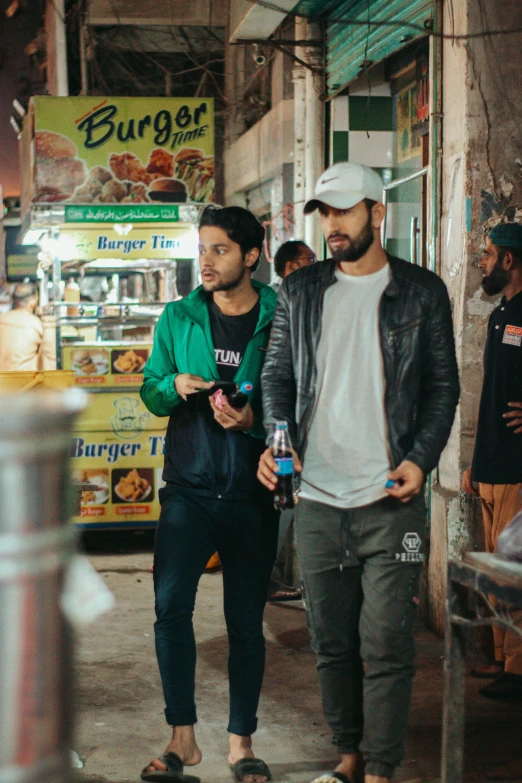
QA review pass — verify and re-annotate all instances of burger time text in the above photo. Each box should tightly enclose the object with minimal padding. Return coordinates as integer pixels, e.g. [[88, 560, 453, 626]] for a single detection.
[[77, 102, 211, 150], [71, 435, 166, 463], [97, 234, 182, 255]]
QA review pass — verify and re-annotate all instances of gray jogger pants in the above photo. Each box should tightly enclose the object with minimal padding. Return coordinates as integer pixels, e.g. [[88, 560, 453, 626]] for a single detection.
[[294, 494, 426, 779]]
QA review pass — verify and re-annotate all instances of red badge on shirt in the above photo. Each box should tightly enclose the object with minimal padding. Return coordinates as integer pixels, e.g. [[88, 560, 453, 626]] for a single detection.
[[503, 324, 522, 347]]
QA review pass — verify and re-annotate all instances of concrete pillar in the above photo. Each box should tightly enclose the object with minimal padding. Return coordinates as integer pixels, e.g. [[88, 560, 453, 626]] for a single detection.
[[270, 172, 284, 283], [45, 0, 68, 96], [292, 17, 307, 242], [304, 20, 325, 256]]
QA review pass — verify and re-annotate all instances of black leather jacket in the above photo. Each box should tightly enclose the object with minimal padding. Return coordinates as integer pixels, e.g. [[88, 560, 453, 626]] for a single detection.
[[262, 256, 460, 476]]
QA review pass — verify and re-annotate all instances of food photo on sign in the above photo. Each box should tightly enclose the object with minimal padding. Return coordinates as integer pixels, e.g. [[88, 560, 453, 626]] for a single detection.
[[112, 467, 154, 504], [27, 97, 215, 206]]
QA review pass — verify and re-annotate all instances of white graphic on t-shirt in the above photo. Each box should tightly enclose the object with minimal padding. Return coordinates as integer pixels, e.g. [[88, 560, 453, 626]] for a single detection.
[[215, 349, 241, 367]]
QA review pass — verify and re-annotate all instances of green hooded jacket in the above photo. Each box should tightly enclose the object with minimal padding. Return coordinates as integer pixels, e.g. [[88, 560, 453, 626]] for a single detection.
[[141, 280, 277, 440]]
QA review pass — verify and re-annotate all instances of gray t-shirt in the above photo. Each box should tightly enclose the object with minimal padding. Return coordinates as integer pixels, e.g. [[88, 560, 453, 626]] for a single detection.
[[300, 264, 391, 508]]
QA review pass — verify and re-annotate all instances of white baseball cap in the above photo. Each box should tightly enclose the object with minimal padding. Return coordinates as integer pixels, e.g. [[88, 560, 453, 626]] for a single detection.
[[304, 162, 384, 214]]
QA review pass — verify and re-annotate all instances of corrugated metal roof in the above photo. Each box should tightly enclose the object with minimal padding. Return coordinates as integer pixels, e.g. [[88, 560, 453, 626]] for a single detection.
[[294, 0, 434, 96], [327, 0, 433, 95], [292, 0, 347, 15]]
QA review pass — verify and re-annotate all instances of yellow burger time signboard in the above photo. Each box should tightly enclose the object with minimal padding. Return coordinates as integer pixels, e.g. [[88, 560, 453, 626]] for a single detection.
[[55, 225, 198, 261], [28, 96, 215, 207]]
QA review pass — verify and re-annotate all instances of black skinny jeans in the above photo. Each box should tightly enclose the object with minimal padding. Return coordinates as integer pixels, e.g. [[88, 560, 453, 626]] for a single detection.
[[153, 488, 278, 736]]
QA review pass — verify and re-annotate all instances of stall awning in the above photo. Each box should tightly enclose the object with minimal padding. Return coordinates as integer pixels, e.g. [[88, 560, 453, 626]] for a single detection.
[[229, 0, 301, 42]]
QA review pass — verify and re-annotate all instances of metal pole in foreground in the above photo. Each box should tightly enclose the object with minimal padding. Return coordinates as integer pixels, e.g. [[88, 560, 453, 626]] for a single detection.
[[0, 390, 87, 783]]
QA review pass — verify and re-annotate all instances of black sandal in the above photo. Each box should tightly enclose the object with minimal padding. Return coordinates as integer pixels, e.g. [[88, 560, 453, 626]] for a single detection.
[[141, 752, 200, 782], [230, 757, 272, 782]]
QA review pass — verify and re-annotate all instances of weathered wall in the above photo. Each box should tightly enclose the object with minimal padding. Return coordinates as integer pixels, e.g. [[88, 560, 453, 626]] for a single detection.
[[428, 0, 522, 634]]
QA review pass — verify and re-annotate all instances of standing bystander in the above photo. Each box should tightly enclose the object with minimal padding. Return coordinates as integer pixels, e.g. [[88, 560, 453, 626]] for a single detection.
[[271, 241, 316, 294], [0, 282, 54, 371], [462, 221, 522, 699], [258, 162, 459, 783]]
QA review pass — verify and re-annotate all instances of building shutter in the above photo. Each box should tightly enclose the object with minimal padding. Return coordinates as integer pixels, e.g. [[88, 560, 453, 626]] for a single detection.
[[326, 0, 434, 96]]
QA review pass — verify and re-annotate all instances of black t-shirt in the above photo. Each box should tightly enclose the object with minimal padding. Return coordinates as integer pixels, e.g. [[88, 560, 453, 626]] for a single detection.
[[472, 291, 522, 484], [208, 297, 260, 381]]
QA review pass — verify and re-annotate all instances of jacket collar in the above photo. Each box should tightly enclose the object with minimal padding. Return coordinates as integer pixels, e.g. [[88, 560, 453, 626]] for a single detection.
[[175, 278, 276, 333], [384, 256, 402, 297]]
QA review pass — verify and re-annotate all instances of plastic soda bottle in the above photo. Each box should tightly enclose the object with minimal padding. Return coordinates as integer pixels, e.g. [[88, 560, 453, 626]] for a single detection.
[[272, 421, 295, 510]]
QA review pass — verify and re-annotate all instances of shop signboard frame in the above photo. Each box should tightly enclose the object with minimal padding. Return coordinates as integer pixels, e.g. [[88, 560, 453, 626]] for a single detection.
[[54, 223, 198, 261], [22, 96, 215, 221]]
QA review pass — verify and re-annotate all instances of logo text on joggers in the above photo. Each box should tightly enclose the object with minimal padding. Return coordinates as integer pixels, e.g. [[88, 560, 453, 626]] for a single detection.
[[395, 532, 424, 562]]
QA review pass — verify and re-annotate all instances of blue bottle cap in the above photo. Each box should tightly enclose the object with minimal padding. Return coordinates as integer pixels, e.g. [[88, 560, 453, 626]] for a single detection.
[[240, 381, 253, 394], [385, 479, 396, 489]]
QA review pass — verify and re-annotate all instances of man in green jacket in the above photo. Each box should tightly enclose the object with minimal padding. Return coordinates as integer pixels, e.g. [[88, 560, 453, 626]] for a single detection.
[[140, 206, 277, 783]]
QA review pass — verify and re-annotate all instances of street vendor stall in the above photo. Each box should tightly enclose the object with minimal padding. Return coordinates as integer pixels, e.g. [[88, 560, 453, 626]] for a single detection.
[[19, 95, 215, 530]]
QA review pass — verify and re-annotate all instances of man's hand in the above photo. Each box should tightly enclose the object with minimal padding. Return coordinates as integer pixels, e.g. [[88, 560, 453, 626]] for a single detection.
[[503, 402, 522, 434], [461, 465, 479, 496], [209, 397, 254, 432], [257, 447, 303, 491], [386, 460, 424, 503], [175, 374, 214, 400]]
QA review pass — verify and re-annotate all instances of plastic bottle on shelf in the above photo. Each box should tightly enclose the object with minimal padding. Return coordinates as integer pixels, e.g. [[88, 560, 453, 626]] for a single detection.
[[64, 279, 80, 317]]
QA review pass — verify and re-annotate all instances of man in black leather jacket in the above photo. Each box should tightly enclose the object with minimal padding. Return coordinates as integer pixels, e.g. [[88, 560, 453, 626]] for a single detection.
[[258, 162, 459, 783]]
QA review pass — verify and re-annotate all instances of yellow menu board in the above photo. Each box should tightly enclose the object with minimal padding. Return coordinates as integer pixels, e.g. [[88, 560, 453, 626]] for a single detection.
[[62, 343, 150, 388], [74, 390, 164, 433], [71, 429, 166, 527], [69, 386, 168, 528]]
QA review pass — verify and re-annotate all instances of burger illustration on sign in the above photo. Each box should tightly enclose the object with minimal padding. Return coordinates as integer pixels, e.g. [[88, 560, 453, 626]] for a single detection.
[[35, 131, 87, 203], [33, 131, 215, 205], [174, 148, 214, 203]]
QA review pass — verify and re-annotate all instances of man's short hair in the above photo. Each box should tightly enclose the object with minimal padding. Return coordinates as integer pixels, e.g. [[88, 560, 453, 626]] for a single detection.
[[496, 246, 522, 268], [199, 206, 265, 272], [12, 282, 38, 306], [273, 241, 308, 278]]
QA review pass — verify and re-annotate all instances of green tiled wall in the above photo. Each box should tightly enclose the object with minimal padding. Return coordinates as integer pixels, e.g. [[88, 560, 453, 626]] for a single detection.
[[332, 131, 349, 163], [348, 96, 393, 131]]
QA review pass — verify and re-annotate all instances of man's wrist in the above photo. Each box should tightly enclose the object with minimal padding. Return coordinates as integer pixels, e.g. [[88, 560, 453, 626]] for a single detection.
[[242, 406, 254, 431], [401, 456, 426, 481]]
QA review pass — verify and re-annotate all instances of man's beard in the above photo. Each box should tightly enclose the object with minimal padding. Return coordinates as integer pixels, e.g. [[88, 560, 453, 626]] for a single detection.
[[201, 265, 246, 293], [481, 262, 511, 296], [329, 213, 375, 263]]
